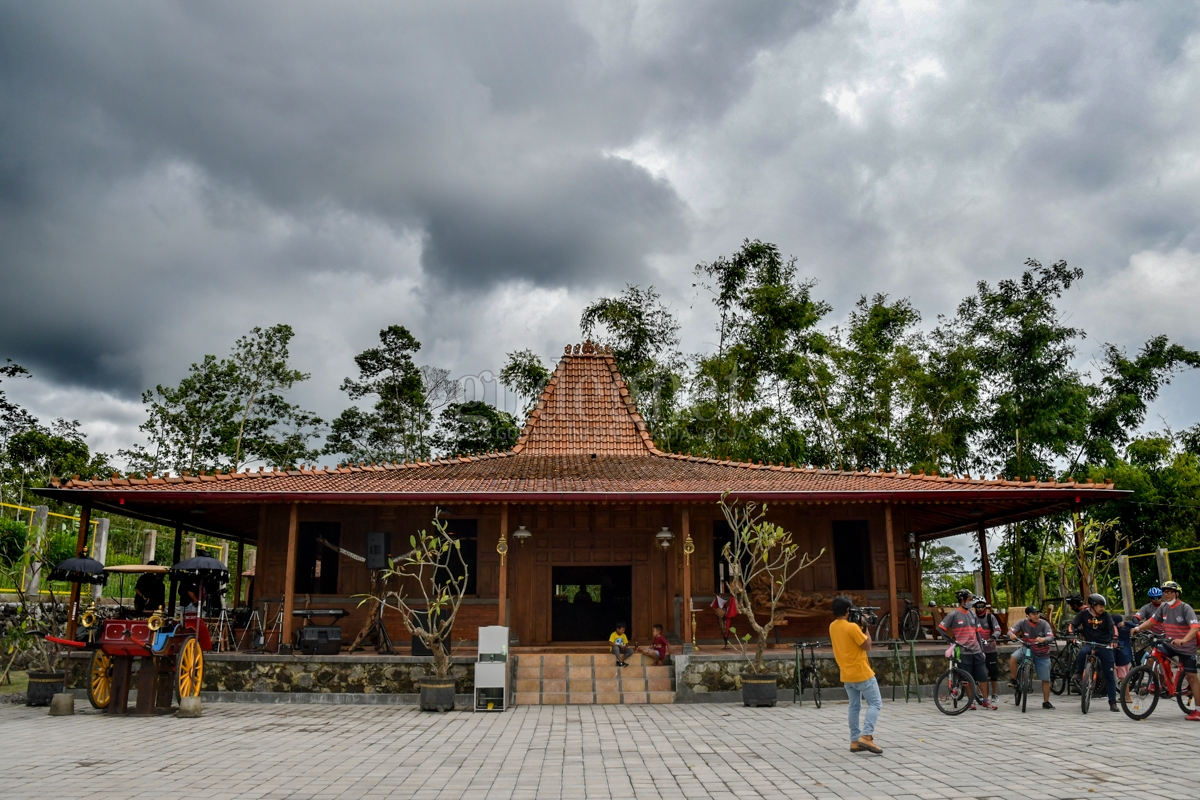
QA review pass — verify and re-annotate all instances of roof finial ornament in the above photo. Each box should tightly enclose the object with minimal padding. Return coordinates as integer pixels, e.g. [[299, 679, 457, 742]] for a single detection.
[[582, 339, 595, 354], [573, 343, 581, 355], [564, 344, 572, 354]]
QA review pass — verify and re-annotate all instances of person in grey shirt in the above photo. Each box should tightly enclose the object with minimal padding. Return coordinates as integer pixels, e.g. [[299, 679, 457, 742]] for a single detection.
[[1009, 606, 1056, 709], [974, 599, 1003, 702]]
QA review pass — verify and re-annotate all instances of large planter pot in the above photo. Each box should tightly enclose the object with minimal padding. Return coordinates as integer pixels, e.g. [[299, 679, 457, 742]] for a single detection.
[[27, 670, 65, 707], [419, 679, 456, 712], [741, 672, 778, 708]]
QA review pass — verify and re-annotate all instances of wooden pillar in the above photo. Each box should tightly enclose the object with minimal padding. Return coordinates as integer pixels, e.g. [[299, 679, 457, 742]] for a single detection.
[[65, 502, 92, 641], [681, 506, 692, 647], [977, 523, 993, 605], [497, 504, 509, 626], [235, 536, 245, 607], [885, 505, 899, 640], [282, 504, 299, 650], [167, 526, 183, 616]]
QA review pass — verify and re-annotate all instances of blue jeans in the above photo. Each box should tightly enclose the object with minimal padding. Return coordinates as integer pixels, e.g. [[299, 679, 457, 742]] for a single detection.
[[845, 676, 882, 741], [1076, 644, 1117, 704]]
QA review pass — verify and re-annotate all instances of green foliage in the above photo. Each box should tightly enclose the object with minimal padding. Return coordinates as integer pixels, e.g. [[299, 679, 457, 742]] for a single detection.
[[1087, 434, 1200, 597], [499, 349, 550, 420], [956, 259, 1089, 481], [0, 517, 27, 563], [431, 400, 519, 456], [325, 325, 430, 463], [121, 324, 319, 475], [921, 543, 974, 606], [581, 285, 684, 448]]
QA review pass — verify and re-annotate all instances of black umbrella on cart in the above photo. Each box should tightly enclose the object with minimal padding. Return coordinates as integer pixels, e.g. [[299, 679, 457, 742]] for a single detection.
[[48, 555, 108, 644], [170, 556, 230, 625]]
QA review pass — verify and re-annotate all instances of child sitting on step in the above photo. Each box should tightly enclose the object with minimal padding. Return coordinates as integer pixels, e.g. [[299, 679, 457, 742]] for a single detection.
[[610, 622, 635, 667]]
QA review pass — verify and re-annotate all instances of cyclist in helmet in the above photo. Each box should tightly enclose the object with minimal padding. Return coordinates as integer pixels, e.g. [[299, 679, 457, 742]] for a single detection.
[[937, 589, 994, 709], [1130, 580, 1200, 721], [1133, 587, 1165, 636], [1008, 605, 1056, 709], [1072, 593, 1119, 712], [973, 597, 1003, 702]]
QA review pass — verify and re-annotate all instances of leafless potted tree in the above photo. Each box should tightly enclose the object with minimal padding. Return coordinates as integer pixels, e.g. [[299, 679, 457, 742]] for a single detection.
[[0, 546, 67, 706], [720, 496, 823, 707], [367, 514, 468, 711]]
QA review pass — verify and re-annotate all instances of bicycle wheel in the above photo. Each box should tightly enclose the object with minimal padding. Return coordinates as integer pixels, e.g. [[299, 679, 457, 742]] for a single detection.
[[1175, 669, 1194, 715], [1121, 664, 1159, 720], [934, 668, 976, 716], [875, 613, 891, 642], [1081, 661, 1094, 714], [1020, 661, 1032, 713], [901, 608, 920, 642], [1050, 657, 1068, 695], [810, 669, 822, 709]]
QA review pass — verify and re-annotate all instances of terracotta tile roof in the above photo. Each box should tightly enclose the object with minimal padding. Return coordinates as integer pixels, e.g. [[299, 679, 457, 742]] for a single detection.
[[52, 453, 1118, 497], [513, 342, 655, 456], [44, 343, 1122, 504]]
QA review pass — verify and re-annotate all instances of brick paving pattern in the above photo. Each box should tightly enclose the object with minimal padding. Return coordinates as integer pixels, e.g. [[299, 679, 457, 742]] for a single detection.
[[3, 696, 1197, 799]]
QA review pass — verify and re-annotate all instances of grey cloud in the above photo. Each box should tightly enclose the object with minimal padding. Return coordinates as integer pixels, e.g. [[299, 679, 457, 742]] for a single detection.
[[2, 0, 1200, 452]]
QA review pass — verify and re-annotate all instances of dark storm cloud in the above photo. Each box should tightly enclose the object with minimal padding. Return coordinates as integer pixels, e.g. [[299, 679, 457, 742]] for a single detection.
[[0, 0, 840, 392], [3, 0, 1200, 457]]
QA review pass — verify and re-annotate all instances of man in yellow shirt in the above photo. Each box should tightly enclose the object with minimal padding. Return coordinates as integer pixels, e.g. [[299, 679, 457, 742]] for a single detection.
[[829, 595, 882, 755]]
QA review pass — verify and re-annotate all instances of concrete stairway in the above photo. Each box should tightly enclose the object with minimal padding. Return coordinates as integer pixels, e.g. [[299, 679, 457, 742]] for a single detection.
[[514, 653, 674, 705]]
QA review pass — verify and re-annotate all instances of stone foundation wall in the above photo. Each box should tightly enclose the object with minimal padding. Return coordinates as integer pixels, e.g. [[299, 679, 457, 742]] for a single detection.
[[67, 652, 479, 695], [677, 645, 1017, 700]]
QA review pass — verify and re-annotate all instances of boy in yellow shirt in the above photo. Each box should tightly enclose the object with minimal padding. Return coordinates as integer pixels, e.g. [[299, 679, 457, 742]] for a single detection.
[[829, 596, 882, 754], [609, 622, 635, 667]]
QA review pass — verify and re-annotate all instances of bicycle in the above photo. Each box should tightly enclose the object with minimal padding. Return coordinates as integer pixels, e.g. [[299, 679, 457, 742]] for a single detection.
[[1078, 644, 1111, 715], [1012, 641, 1039, 713], [934, 644, 979, 716], [1050, 636, 1080, 696], [792, 640, 824, 708], [1120, 634, 1195, 720], [876, 598, 921, 643]]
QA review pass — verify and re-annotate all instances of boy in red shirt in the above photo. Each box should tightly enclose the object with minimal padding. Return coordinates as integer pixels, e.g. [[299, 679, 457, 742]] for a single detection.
[[640, 623, 670, 665]]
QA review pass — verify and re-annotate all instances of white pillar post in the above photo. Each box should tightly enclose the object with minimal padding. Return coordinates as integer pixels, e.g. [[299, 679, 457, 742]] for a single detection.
[[91, 518, 110, 601], [24, 506, 49, 598]]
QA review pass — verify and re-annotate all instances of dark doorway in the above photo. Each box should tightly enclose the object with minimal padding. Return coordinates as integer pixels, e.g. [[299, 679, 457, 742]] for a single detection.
[[295, 522, 340, 595], [832, 520, 873, 590], [444, 519, 478, 595], [551, 566, 632, 642]]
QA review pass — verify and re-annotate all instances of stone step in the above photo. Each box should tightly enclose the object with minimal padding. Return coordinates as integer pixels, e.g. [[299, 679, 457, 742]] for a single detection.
[[512, 652, 675, 705]]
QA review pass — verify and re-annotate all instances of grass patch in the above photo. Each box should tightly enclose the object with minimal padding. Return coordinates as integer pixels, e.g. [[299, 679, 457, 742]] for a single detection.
[[0, 670, 29, 695]]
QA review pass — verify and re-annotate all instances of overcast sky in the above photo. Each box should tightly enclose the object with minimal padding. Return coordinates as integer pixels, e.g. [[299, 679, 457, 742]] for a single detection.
[[3, 0, 1200, 471]]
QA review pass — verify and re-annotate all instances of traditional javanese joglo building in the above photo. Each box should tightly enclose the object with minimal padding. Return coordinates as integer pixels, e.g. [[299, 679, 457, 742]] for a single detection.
[[38, 340, 1124, 649]]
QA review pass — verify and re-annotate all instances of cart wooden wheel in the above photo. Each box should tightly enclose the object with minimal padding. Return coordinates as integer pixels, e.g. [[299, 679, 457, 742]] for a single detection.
[[176, 637, 203, 699], [87, 650, 113, 709]]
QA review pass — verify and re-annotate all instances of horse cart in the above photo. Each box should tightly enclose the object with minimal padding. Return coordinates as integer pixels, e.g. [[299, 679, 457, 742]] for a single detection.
[[77, 558, 225, 715]]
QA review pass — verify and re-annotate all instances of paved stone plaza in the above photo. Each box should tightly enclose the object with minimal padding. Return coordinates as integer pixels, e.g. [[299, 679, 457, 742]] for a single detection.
[[1, 697, 1197, 800]]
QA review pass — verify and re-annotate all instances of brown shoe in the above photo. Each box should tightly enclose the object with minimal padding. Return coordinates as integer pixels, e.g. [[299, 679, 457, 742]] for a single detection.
[[849, 741, 864, 753], [854, 735, 883, 755]]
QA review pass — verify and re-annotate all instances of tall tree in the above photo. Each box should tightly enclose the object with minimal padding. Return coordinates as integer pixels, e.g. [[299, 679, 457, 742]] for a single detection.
[[499, 349, 550, 421], [325, 325, 431, 463], [228, 325, 310, 472], [957, 259, 1090, 480], [1076, 336, 1200, 470], [580, 285, 683, 446], [122, 326, 319, 475], [431, 400, 520, 456]]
